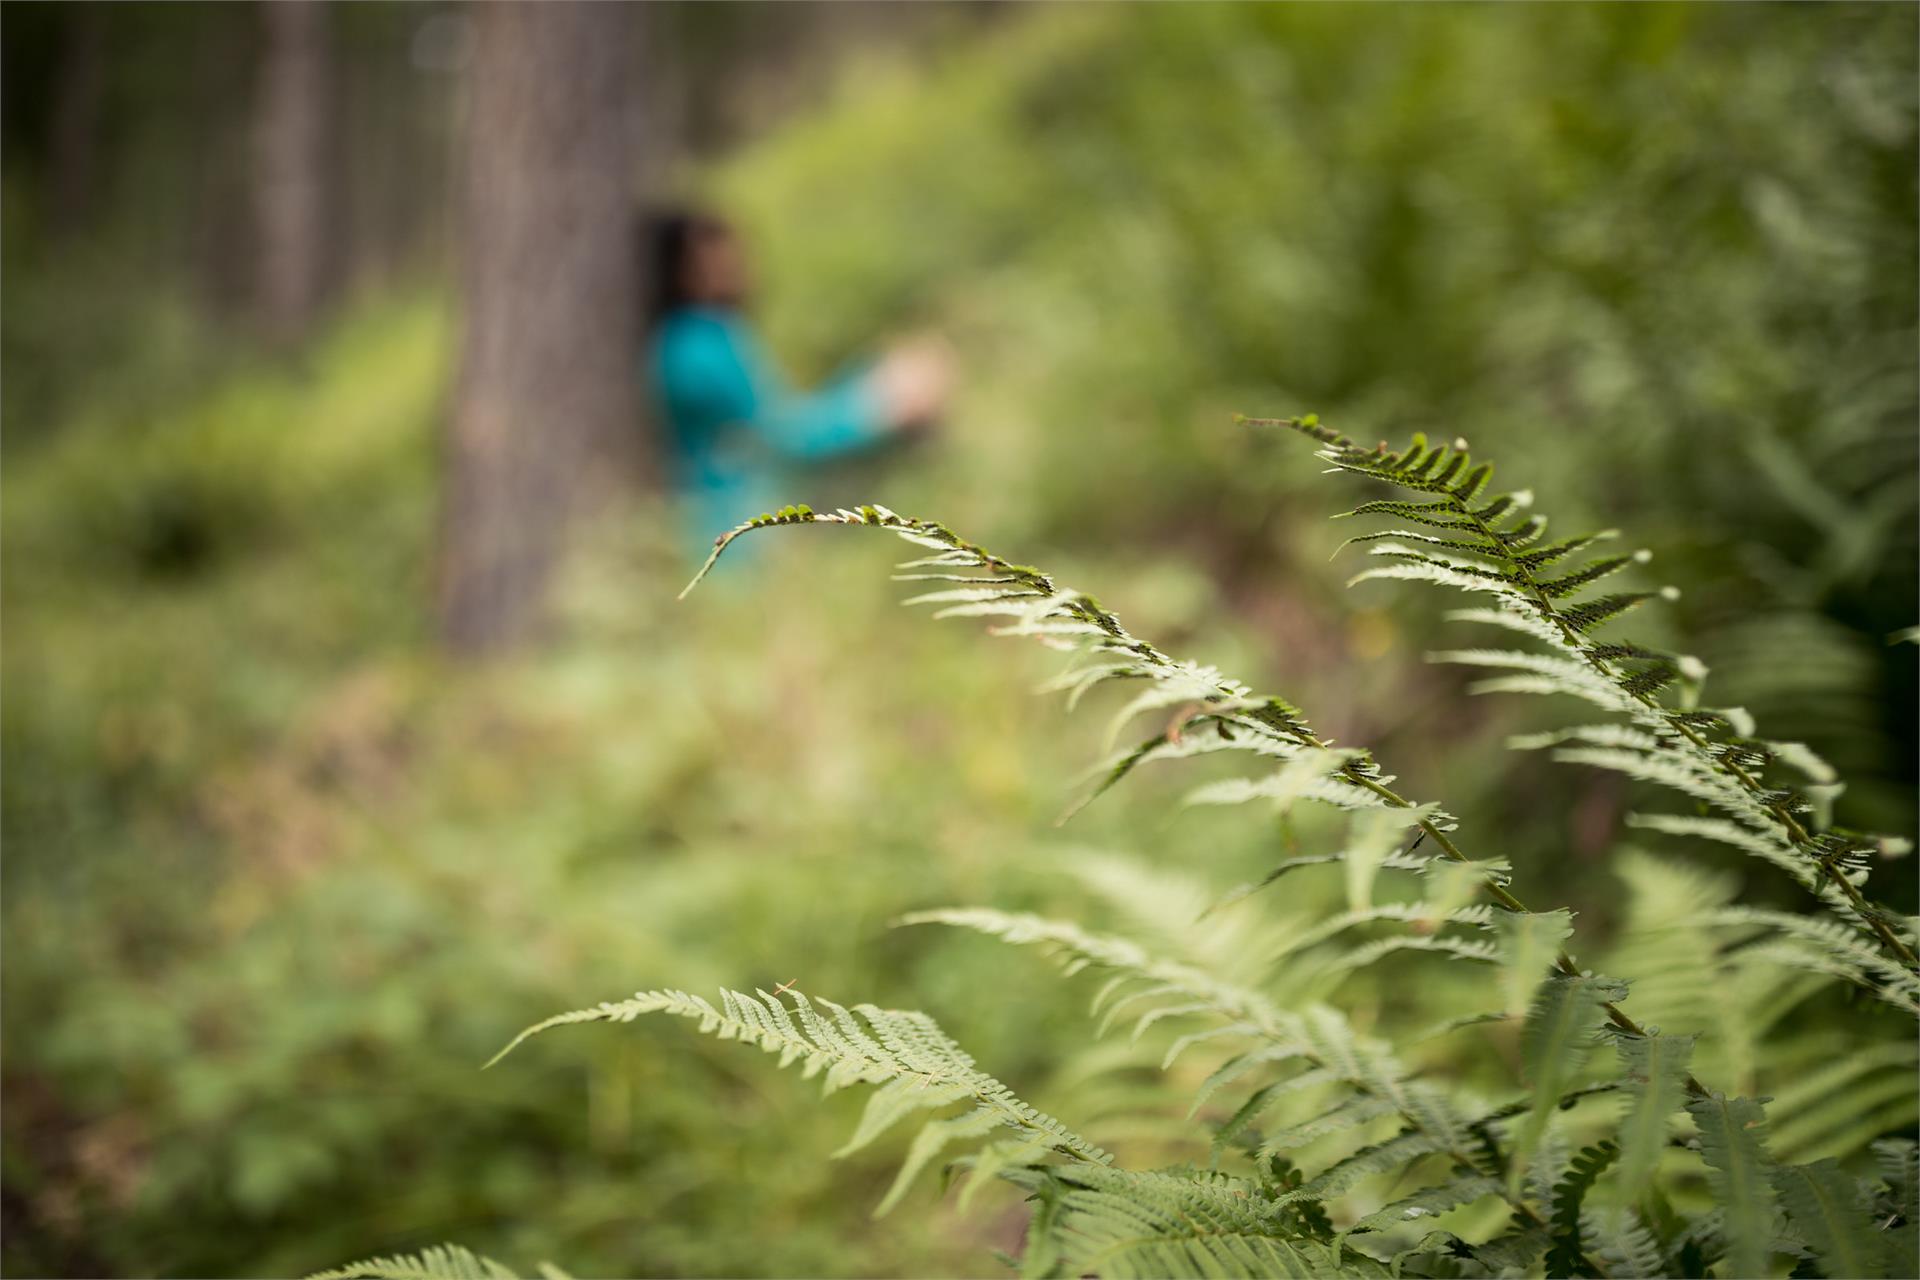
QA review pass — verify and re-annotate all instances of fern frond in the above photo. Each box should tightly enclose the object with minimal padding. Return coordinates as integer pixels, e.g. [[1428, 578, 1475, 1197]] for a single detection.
[[684, 504, 1443, 845], [1763, 1040, 1920, 1164], [1687, 1094, 1779, 1279], [1706, 907, 1920, 1016], [1258, 1094, 1402, 1154], [1873, 1137, 1917, 1224], [1339, 1174, 1505, 1237], [1268, 901, 1496, 968], [889, 907, 1585, 1258], [1471, 1221, 1552, 1275], [1773, 1159, 1890, 1279], [1497, 910, 1576, 1019], [1512, 974, 1616, 1191], [491, 985, 1108, 1215], [305, 1245, 530, 1280], [684, 482, 1719, 1280], [1612, 1033, 1695, 1196], [1272, 1128, 1452, 1206], [1545, 1142, 1618, 1278], [1004, 1163, 1389, 1278], [899, 907, 1463, 1144], [1209, 846, 1450, 917], [1585, 1204, 1669, 1280], [685, 497, 1692, 1120], [1625, 812, 1820, 891], [896, 909, 1290, 1042], [1257, 415, 1919, 976], [1434, 649, 1640, 715]]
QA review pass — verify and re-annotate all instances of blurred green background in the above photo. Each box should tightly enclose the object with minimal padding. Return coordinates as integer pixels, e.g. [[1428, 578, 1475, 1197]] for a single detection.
[[3, 4, 1915, 1277]]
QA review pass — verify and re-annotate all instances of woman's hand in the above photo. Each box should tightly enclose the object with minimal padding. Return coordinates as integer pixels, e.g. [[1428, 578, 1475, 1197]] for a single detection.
[[871, 335, 955, 431]]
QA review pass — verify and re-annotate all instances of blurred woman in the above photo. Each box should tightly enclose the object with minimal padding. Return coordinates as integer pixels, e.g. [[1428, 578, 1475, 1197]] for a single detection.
[[643, 210, 952, 553]]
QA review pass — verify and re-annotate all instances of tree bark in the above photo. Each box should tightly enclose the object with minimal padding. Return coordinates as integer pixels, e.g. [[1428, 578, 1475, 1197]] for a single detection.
[[252, 0, 335, 344], [437, 1, 643, 657], [47, 5, 106, 236]]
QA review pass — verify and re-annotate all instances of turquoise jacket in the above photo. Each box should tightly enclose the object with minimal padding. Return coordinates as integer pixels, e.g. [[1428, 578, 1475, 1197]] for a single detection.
[[648, 306, 888, 551]]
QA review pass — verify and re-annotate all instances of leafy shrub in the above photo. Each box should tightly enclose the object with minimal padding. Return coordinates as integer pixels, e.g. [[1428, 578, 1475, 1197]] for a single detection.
[[335, 418, 1917, 1279]]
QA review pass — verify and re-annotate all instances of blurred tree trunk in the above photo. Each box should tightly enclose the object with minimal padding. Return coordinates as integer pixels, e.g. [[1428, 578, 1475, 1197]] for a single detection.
[[437, 1, 644, 657], [48, 5, 105, 236], [253, 0, 335, 344]]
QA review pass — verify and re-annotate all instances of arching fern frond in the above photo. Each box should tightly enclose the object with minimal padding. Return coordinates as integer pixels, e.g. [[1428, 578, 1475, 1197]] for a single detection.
[[306, 1245, 544, 1280], [1253, 415, 1919, 977], [1708, 906, 1920, 1016], [490, 986, 1109, 1215], [896, 907, 1292, 1043], [681, 504, 1426, 840]]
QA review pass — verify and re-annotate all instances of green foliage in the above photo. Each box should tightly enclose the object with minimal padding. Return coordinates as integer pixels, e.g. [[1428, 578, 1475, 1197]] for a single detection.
[[469, 419, 1917, 1277], [11, 8, 1914, 1278], [1544, 1142, 1617, 1279], [1611, 1033, 1693, 1200], [1689, 1094, 1778, 1279], [1772, 1159, 1889, 1280]]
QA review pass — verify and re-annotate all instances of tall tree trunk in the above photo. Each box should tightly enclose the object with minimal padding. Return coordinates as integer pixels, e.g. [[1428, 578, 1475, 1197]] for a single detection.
[[252, 0, 335, 344], [436, 1, 643, 657], [47, 5, 106, 237]]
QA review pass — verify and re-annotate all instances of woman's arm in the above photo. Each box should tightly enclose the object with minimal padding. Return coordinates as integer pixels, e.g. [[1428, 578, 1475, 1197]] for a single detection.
[[756, 366, 892, 461], [657, 311, 889, 461]]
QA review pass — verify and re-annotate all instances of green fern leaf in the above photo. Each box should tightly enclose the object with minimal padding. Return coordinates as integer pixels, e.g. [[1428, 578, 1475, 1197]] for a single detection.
[[1687, 1094, 1778, 1279], [1190, 1052, 1321, 1120], [1772, 1159, 1888, 1279], [1470, 1220, 1552, 1274], [1512, 974, 1613, 1191], [1498, 910, 1576, 1019], [1764, 1041, 1919, 1165], [1386, 1230, 1482, 1277], [1259, 1094, 1401, 1155], [876, 1104, 1010, 1217], [1625, 813, 1818, 891], [1545, 1142, 1618, 1278], [1586, 1205, 1669, 1279], [1274, 1129, 1450, 1205], [1874, 1137, 1917, 1224], [1007, 1164, 1388, 1278], [1613, 1033, 1695, 1196], [1706, 907, 1920, 1016], [1340, 1175, 1505, 1236], [305, 1245, 531, 1280], [896, 908, 1291, 1043]]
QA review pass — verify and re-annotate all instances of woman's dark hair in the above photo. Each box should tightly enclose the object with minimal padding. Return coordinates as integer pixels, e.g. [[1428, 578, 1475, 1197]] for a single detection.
[[642, 208, 729, 331]]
